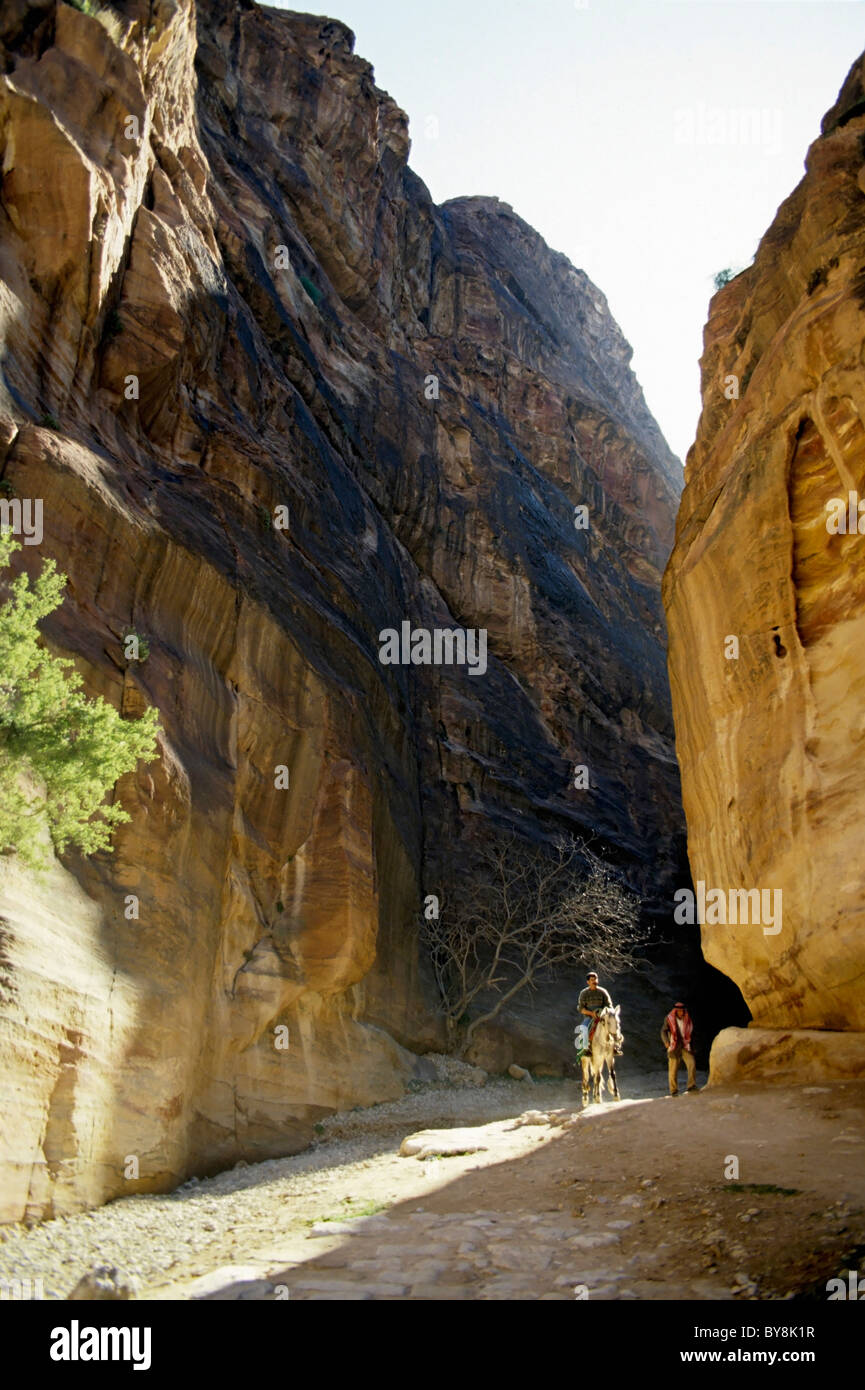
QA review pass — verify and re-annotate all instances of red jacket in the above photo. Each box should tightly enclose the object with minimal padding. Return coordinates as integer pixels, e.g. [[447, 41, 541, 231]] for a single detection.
[[662, 1009, 693, 1052]]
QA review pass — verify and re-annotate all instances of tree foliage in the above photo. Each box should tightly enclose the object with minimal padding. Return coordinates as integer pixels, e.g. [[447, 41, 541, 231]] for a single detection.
[[0, 530, 159, 865], [423, 833, 647, 1056]]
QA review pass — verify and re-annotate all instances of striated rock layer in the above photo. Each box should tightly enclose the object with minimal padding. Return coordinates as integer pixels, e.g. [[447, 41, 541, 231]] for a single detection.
[[0, 0, 683, 1220], [664, 49, 865, 1076]]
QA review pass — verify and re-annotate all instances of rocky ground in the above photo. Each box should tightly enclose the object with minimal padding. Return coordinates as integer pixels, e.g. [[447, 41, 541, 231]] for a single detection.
[[1, 1068, 863, 1302]]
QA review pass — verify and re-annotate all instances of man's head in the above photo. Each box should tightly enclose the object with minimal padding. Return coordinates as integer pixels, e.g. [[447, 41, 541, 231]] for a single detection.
[[674, 1001, 685, 1015], [587, 972, 599, 987]]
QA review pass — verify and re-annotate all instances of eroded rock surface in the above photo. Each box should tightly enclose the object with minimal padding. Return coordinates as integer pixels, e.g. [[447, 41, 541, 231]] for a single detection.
[[0, 0, 682, 1220], [710, 1027, 865, 1085], [664, 49, 865, 1071]]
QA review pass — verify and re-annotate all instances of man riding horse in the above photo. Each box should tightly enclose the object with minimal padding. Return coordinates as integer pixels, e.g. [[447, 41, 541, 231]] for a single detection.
[[574, 971, 622, 1058], [575, 970, 623, 1104]]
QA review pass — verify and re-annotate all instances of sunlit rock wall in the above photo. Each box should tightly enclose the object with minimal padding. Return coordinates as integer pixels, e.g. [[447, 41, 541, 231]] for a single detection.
[[664, 49, 865, 1078]]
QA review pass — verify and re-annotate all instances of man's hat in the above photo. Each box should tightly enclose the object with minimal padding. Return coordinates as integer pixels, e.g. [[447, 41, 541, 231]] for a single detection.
[[587, 971, 598, 979], [674, 1001, 685, 1008]]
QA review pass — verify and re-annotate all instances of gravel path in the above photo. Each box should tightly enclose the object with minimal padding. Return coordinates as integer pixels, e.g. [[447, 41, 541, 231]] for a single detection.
[[3, 1070, 861, 1304], [0, 1071, 632, 1300]]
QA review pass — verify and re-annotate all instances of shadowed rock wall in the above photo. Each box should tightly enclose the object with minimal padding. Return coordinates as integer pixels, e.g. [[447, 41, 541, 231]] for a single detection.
[[0, 0, 683, 1220]]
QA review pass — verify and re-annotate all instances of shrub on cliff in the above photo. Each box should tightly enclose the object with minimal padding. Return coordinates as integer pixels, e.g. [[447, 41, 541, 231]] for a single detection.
[[63, 1, 125, 45], [298, 274, 323, 307], [0, 530, 159, 865], [713, 266, 748, 291]]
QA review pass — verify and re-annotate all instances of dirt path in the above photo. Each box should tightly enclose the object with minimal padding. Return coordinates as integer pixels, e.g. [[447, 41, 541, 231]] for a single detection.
[[2, 1073, 863, 1301]]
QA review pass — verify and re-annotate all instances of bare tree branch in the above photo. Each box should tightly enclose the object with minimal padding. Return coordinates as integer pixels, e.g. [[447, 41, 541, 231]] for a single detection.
[[422, 832, 647, 1056]]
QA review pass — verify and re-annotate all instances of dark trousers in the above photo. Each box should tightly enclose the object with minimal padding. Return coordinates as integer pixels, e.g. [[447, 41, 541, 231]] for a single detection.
[[667, 1048, 697, 1093]]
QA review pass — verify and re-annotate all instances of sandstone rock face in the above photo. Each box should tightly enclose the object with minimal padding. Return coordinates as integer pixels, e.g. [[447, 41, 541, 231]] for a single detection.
[[709, 1027, 865, 1087], [0, 0, 682, 1220], [664, 49, 865, 1072]]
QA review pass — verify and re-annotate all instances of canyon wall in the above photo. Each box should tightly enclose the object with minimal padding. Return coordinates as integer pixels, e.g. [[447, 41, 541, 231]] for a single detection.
[[664, 49, 865, 1082], [0, 0, 684, 1221]]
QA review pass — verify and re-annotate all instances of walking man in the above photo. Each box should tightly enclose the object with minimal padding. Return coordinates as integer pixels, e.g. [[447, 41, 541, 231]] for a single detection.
[[575, 971, 613, 1057], [662, 1001, 697, 1095]]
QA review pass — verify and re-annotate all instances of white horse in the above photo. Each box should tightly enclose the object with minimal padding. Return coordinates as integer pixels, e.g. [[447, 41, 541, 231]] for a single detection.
[[579, 1005, 623, 1106]]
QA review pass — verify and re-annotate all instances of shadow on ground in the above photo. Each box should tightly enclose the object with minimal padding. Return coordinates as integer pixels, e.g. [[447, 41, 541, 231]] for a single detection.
[[193, 1080, 865, 1302]]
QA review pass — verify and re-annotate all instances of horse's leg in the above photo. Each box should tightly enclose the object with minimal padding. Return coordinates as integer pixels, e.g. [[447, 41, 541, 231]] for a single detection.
[[609, 1057, 620, 1100], [581, 1056, 589, 1106]]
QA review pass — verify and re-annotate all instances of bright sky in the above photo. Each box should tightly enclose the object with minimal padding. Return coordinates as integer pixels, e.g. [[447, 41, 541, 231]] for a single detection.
[[271, 0, 865, 461]]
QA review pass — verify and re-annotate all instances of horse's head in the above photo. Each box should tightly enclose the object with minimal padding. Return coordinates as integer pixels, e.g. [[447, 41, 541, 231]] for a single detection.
[[600, 1005, 623, 1047]]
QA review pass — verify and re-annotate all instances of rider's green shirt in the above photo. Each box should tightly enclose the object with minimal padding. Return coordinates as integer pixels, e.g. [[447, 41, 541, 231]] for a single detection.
[[578, 986, 612, 1014]]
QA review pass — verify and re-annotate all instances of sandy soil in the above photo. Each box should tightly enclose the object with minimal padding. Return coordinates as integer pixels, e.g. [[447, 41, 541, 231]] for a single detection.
[[2, 1066, 862, 1301]]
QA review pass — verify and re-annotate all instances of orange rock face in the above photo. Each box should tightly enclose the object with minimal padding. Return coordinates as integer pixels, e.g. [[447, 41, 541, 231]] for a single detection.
[[664, 50, 865, 1056], [0, 0, 682, 1220]]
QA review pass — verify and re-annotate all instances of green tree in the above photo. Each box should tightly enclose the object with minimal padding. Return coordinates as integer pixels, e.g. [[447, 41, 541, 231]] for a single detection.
[[0, 530, 159, 865]]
